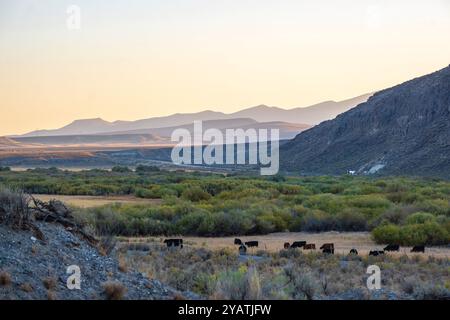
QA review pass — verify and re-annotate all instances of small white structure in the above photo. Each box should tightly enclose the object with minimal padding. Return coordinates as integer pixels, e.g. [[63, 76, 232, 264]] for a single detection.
[[347, 170, 356, 176]]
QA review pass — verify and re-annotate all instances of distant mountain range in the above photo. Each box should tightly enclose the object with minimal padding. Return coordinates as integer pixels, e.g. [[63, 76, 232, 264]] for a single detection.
[[16, 93, 372, 138], [281, 65, 450, 178], [9, 118, 310, 147], [98, 118, 306, 137]]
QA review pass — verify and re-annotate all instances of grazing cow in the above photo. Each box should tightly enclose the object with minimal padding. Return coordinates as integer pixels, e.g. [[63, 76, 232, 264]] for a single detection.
[[303, 244, 316, 250], [384, 244, 400, 252], [369, 250, 384, 256], [284, 242, 291, 249], [238, 244, 247, 255], [234, 238, 242, 245], [245, 241, 259, 248], [411, 245, 425, 253], [320, 243, 334, 254], [164, 238, 183, 248], [349, 248, 358, 255], [290, 241, 307, 249]]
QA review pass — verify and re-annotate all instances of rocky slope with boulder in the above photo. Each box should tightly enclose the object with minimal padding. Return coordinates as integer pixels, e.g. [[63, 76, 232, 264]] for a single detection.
[[281, 65, 450, 177]]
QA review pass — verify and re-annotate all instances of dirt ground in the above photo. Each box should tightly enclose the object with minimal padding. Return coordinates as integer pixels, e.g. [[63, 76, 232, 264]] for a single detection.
[[133, 232, 450, 258], [32, 194, 162, 208]]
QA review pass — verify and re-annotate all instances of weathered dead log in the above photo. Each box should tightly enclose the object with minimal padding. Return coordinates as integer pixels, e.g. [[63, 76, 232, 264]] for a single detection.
[[24, 221, 46, 242], [31, 196, 98, 246]]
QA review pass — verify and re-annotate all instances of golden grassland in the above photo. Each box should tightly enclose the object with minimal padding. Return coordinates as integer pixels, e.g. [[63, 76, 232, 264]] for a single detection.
[[33, 194, 162, 208]]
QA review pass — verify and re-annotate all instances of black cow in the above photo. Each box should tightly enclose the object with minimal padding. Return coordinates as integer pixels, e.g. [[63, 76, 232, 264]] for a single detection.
[[284, 242, 291, 249], [369, 250, 384, 256], [245, 241, 258, 248], [304, 244, 316, 250], [349, 248, 358, 255], [238, 244, 247, 255], [234, 238, 242, 245], [164, 238, 183, 248], [320, 243, 334, 254], [384, 244, 400, 252], [411, 245, 425, 253], [291, 241, 307, 249]]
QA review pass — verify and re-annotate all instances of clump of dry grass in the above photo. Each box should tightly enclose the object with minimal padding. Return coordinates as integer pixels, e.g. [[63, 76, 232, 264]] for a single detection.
[[98, 236, 117, 256], [118, 256, 129, 273], [103, 281, 127, 300], [284, 266, 316, 300], [0, 187, 31, 229], [122, 242, 151, 252], [400, 276, 417, 295], [43, 277, 57, 290], [0, 188, 46, 241], [172, 293, 186, 300], [412, 283, 450, 300], [0, 270, 12, 286], [245, 267, 262, 300], [213, 266, 262, 300], [20, 282, 34, 293], [47, 290, 57, 300]]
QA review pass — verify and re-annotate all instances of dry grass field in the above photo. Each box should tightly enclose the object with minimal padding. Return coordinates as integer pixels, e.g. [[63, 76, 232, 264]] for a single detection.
[[120, 233, 450, 300], [128, 232, 450, 258], [33, 194, 162, 208]]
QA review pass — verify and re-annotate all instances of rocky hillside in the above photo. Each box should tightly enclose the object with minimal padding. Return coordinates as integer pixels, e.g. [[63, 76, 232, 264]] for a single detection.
[[281, 65, 450, 178], [0, 190, 197, 300]]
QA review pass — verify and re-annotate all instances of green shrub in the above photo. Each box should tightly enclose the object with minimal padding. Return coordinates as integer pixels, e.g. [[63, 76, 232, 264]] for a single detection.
[[405, 212, 436, 225], [214, 266, 262, 300], [300, 210, 334, 232], [111, 166, 132, 173], [135, 186, 177, 198], [135, 165, 160, 173], [1, 170, 449, 238], [372, 222, 449, 246], [376, 206, 419, 226], [372, 224, 401, 244], [283, 266, 316, 300], [134, 187, 154, 198], [417, 199, 450, 216], [334, 209, 367, 231], [182, 186, 211, 202]]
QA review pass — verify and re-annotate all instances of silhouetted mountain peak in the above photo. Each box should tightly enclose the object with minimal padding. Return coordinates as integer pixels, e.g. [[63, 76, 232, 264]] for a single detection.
[[67, 118, 110, 125], [18, 93, 372, 137]]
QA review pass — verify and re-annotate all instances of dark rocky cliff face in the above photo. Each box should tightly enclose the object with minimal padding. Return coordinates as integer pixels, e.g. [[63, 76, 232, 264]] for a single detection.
[[281, 65, 450, 177]]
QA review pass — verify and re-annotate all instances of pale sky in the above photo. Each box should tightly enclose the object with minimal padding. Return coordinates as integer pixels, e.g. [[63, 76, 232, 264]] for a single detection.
[[1, 0, 450, 135]]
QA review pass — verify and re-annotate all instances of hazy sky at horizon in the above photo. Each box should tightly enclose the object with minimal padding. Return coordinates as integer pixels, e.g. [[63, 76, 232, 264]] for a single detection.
[[1, 0, 450, 135]]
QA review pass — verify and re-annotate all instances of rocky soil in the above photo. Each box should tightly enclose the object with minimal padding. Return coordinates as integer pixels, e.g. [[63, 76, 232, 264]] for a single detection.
[[0, 216, 199, 300]]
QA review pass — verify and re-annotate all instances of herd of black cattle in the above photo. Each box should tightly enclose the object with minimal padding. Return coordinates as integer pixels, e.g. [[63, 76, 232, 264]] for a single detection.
[[163, 238, 426, 256]]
